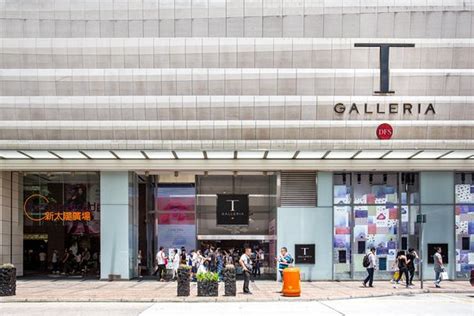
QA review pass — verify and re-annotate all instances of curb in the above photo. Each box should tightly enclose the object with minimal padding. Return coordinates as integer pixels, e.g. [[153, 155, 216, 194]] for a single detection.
[[1, 289, 473, 303]]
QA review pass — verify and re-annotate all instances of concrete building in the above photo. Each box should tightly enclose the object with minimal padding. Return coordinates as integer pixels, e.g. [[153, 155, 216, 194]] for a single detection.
[[0, 1, 473, 281]]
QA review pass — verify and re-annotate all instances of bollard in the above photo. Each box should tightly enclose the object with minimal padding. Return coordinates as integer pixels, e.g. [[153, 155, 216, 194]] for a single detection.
[[282, 267, 301, 297]]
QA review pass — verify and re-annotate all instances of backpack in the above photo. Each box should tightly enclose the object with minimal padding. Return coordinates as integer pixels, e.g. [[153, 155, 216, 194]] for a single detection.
[[362, 253, 370, 268]]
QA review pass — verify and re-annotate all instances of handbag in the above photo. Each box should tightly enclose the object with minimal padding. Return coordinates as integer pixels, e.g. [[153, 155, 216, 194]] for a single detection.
[[440, 271, 449, 280]]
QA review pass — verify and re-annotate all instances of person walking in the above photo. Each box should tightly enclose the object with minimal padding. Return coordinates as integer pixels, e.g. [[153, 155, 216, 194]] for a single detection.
[[276, 247, 293, 282], [407, 248, 418, 285], [433, 247, 445, 288], [362, 247, 376, 287], [239, 247, 253, 294], [171, 248, 180, 280], [51, 250, 59, 274], [153, 246, 167, 281], [394, 250, 412, 288]]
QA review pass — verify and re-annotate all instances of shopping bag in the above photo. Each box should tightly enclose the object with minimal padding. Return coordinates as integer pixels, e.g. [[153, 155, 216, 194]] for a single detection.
[[440, 271, 449, 280], [393, 271, 400, 280]]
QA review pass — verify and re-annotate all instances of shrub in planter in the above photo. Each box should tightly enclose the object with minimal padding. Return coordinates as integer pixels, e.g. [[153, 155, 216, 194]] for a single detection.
[[0, 263, 16, 296], [196, 271, 219, 297], [177, 265, 191, 297], [223, 264, 236, 296]]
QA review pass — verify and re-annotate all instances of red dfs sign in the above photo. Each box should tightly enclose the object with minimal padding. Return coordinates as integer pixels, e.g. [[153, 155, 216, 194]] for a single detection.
[[376, 123, 393, 140]]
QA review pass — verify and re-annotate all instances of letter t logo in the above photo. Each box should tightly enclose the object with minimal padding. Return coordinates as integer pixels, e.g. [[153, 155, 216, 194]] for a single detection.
[[354, 43, 415, 94]]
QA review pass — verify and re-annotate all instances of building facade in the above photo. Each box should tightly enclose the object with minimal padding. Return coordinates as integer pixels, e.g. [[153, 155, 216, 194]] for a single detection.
[[0, 0, 473, 281]]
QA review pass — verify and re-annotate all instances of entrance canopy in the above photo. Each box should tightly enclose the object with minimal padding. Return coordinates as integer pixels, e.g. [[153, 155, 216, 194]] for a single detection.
[[0, 149, 472, 171]]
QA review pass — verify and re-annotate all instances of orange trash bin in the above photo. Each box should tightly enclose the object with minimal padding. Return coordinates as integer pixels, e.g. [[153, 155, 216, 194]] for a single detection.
[[282, 267, 301, 297]]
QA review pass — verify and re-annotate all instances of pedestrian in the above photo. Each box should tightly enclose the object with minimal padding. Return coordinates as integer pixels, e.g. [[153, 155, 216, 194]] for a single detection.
[[172, 249, 180, 280], [276, 247, 293, 282], [252, 248, 263, 278], [239, 247, 253, 294], [153, 246, 167, 281], [407, 248, 418, 285], [39, 248, 47, 272], [137, 250, 143, 278], [362, 247, 376, 287], [216, 248, 224, 281], [51, 249, 59, 274], [393, 250, 412, 288], [433, 247, 445, 288]]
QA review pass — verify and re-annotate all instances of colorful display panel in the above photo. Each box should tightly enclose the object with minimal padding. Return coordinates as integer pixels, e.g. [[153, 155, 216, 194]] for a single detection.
[[455, 184, 474, 275]]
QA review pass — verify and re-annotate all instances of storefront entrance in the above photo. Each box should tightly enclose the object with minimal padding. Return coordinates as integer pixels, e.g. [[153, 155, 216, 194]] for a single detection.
[[22, 172, 100, 277]]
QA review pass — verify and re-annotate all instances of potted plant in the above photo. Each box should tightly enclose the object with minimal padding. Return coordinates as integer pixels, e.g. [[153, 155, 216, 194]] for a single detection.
[[0, 263, 16, 296], [177, 265, 191, 296], [196, 271, 219, 297], [223, 264, 236, 296]]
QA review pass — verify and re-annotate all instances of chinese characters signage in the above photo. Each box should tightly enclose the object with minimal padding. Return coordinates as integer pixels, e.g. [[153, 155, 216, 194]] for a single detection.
[[23, 193, 94, 222]]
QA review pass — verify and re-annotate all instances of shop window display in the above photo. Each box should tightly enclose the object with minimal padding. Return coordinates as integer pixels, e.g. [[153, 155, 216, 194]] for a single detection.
[[455, 173, 474, 278], [333, 172, 419, 280]]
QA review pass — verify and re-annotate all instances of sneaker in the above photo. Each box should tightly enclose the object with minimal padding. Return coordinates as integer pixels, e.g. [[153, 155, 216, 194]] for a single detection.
[[435, 284, 441, 288]]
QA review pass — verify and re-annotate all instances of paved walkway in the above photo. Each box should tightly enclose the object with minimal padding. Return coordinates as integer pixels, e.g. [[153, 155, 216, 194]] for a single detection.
[[1, 279, 473, 303]]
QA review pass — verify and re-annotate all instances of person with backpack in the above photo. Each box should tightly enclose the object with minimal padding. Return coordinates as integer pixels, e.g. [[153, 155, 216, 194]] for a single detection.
[[276, 247, 294, 283], [362, 247, 376, 287]]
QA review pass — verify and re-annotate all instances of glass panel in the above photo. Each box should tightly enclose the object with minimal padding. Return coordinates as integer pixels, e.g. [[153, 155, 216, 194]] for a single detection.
[[334, 206, 351, 279], [333, 173, 351, 205], [353, 173, 398, 204], [400, 173, 420, 204]]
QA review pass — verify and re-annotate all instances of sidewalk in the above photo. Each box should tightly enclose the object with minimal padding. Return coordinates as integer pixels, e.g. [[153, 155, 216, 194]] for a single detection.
[[1, 279, 473, 303]]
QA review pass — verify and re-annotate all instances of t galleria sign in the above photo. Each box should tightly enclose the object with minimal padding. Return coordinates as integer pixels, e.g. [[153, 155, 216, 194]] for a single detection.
[[334, 102, 436, 115], [334, 43, 436, 116]]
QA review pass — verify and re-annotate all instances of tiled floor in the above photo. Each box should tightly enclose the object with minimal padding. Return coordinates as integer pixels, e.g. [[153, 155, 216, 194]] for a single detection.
[[1, 279, 472, 302]]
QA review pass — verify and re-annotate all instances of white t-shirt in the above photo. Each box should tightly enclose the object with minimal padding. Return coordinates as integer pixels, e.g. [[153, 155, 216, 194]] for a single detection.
[[39, 252, 46, 262], [240, 254, 252, 270], [156, 250, 166, 265]]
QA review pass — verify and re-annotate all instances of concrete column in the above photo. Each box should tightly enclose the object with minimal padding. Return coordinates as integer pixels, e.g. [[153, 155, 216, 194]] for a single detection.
[[100, 171, 138, 280], [0, 172, 23, 276], [420, 172, 455, 280]]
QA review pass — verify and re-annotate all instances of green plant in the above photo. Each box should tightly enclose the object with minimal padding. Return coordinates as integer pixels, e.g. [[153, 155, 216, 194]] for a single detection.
[[0, 263, 15, 269], [196, 271, 219, 282]]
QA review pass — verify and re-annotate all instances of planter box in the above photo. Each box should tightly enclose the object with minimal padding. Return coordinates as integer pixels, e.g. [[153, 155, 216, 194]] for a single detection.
[[197, 280, 218, 297], [223, 265, 236, 296], [177, 267, 190, 297], [0, 267, 16, 296]]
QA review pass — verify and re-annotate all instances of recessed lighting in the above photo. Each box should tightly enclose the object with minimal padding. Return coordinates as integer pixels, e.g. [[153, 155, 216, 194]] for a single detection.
[[113, 151, 146, 159], [52, 151, 88, 159], [0, 151, 30, 159], [266, 151, 295, 159], [175, 151, 204, 159], [440, 151, 474, 159], [353, 151, 388, 159], [237, 151, 266, 159], [383, 151, 420, 159], [411, 151, 448, 159], [325, 151, 358, 159], [82, 150, 116, 159], [206, 151, 235, 159], [21, 151, 58, 159], [295, 151, 327, 159], [143, 151, 175, 159]]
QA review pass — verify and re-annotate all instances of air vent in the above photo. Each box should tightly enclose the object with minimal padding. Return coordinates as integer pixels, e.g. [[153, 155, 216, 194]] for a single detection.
[[280, 172, 317, 207]]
